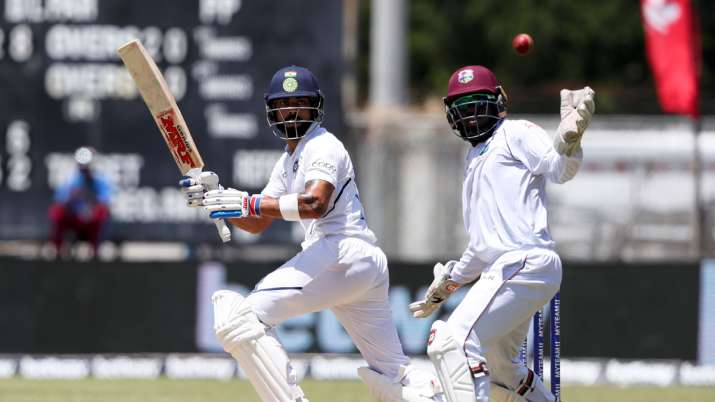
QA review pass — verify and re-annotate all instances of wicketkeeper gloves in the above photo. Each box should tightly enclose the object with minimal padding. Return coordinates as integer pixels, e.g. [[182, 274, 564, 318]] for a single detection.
[[554, 86, 595, 157], [409, 261, 462, 318]]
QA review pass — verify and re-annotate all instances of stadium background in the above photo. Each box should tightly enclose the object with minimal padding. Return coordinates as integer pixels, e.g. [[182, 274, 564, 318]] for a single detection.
[[0, 0, 714, 401]]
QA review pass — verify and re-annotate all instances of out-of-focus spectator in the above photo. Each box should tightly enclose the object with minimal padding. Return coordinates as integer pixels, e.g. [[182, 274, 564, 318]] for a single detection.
[[48, 147, 112, 258]]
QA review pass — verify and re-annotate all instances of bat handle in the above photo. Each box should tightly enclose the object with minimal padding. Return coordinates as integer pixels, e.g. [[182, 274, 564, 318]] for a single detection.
[[188, 168, 231, 243], [214, 219, 231, 243]]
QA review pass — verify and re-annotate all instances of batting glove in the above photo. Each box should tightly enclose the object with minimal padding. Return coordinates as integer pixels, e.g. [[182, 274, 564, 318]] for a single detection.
[[203, 188, 262, 219], [179, 171, 222, 208], [554, 86, 595, 156], [408, 261, 461, 318]]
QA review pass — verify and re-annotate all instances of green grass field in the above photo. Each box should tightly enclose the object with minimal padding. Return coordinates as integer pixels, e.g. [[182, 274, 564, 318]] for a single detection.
[[0, 379, 713, 402]]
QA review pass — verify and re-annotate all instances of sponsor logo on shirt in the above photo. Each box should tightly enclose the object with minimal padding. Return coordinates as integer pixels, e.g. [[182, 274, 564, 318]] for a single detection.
[[310, 159, 337, 176]]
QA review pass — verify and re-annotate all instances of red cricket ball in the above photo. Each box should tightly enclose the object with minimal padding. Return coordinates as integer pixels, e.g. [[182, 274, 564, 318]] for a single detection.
[[512, 33, 534, 55]]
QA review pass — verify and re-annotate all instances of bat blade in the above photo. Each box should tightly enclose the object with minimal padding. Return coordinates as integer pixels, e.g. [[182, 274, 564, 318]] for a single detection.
[[118, 39, 204, 175], [118, 39, 231, 242]]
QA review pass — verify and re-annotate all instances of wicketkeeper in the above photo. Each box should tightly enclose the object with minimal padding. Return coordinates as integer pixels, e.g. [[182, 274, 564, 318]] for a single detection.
[[409, 66, 595, 402]]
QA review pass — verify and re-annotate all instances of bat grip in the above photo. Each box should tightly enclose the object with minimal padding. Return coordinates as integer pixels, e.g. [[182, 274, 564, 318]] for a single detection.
[[188, 169, 231, 243]]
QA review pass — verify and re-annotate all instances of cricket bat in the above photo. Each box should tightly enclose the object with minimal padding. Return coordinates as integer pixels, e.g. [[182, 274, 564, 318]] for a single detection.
[[117, 39, 231, 242]]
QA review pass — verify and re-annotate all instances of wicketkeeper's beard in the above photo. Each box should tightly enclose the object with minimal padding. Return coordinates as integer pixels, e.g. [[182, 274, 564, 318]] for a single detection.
[[465, 115, 496, 129]]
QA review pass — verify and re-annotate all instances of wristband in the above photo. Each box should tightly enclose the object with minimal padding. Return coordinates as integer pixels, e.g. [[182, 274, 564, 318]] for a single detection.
[[249, 195, 262, 216], [279, 193, 300, 221]]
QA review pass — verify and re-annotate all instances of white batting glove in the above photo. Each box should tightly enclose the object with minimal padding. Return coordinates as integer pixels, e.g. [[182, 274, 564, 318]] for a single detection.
[[203, 188, 262, 219], [179, 171, 222, 208], [408, 261, 461, 319], [554, 86, 595, 157]]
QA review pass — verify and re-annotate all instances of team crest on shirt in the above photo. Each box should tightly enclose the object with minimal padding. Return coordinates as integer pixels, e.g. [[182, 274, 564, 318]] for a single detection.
[[293, 160, 299, 173], [457, 69, 474, 84]]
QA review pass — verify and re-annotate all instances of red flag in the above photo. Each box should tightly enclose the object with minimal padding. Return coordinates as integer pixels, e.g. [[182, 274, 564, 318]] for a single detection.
[[641, 0, 700, 118]]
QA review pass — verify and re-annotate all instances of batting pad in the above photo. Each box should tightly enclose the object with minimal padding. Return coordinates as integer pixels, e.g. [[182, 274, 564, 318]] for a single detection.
[[212, 290, 305, 402], [426, 320, 477, 402]]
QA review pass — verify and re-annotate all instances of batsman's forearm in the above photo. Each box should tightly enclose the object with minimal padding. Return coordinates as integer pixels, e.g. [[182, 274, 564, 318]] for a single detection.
[[257, 194, 325, 220], [227, 215, 273, 234]]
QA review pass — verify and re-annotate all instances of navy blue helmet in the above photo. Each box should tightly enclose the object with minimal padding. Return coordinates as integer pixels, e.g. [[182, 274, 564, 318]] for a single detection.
[[265, 66, 325, 139]]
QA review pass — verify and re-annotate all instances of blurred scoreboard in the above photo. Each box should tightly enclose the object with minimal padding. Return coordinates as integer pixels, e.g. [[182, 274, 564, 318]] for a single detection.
[[0, 0, 343, 243]]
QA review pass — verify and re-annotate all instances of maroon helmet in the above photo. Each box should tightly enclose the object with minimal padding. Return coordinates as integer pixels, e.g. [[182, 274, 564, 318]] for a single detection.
[[444, 66, 508, 143]]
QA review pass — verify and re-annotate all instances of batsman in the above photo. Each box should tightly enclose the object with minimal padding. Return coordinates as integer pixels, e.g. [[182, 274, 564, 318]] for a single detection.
[[181, 66, 445, 402], [409, 66, 595, 402]]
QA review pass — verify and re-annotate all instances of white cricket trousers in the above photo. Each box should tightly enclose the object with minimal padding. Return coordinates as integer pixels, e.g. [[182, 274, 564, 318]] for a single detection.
[[246, 235, 410, 379], [447, 247, 562, 397]]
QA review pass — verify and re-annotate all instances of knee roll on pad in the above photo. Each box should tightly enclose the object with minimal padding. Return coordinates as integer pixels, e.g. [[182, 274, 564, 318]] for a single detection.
[[213, 290, 264, 351], [212, 290, 306, 402], [426, 320, 478, 402]]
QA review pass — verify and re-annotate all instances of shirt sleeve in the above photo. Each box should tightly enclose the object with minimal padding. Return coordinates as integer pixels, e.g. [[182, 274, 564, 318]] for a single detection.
[[303, 142, 340, 187], [450, 240, 489, 284], [54, 183, 70, 203], [506, 120, 582, 184], [94, 175, 113, 204], [54, 172, 80, 203], [261, 158, 287, 197]]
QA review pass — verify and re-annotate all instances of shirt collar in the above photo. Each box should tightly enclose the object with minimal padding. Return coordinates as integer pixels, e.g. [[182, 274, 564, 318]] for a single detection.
[[284, 125, 325, 154]]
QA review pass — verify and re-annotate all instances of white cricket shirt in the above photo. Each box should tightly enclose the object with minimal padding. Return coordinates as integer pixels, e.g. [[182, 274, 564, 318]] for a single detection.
[[262, 126, 377, 248], [451, 119, 582, 284]]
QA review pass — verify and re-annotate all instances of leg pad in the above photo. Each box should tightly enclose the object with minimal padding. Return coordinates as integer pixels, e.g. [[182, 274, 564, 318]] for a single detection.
[[426, 320, 478, 402], [212, 290, 306, 402]]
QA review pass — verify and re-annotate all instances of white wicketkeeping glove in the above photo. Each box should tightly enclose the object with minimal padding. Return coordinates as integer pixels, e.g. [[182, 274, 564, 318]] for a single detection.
[[408, 261, 462, 319], [179, 171, 222, 208], [203, 188, 251, 219], [554, 86, 595, 157]]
